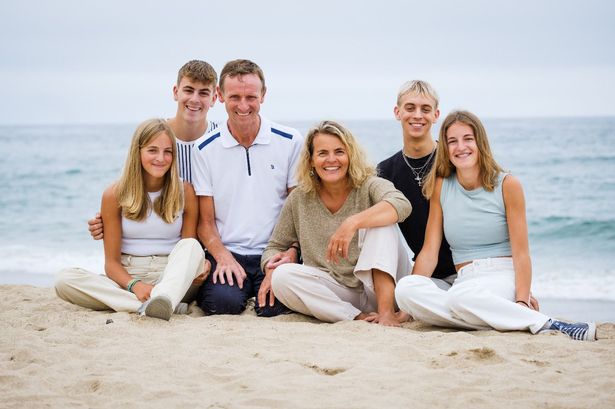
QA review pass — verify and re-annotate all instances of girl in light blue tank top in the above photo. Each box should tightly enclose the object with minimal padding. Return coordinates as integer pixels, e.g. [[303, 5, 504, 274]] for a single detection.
[[56, 119, 210, 321], [395, 111, 595, 341]]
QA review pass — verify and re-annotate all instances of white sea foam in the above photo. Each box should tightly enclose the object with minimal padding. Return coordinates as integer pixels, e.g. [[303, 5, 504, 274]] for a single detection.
[[2, 243, 614, 301], [0, 244, 104, 277], [532, 268, 615, 301]]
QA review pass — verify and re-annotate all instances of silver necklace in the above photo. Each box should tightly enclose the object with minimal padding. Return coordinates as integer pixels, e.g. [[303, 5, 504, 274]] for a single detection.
[[401, 148, 436, 186]]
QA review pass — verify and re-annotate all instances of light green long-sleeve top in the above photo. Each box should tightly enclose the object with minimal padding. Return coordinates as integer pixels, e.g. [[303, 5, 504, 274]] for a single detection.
[[261, 176, 411, 288]]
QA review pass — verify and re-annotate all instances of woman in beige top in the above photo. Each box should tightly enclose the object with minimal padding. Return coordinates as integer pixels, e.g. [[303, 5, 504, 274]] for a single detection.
[[259, 120, 412, 326]]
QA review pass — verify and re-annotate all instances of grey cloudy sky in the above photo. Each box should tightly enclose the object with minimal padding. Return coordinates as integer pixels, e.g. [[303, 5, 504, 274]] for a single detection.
[[1, 0, 614, 125]]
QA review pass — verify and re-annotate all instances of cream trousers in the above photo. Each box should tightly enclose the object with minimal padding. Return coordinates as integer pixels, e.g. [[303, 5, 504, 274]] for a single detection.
[[395, 257, 550, 333], [271, 225, 410, 322], [55, 238, 205, 313]]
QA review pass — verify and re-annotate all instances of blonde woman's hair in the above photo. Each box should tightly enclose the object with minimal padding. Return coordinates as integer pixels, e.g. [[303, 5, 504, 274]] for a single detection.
[[116, 118, 183, 223], [297, 120, 375, 194], [422, 110, 504, 198]]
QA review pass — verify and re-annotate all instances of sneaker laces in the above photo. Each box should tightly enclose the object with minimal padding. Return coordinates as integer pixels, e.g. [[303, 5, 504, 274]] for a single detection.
[[549, 320, 595, 341]]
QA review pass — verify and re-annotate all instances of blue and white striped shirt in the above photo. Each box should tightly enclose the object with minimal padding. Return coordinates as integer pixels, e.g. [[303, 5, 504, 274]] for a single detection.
[[175, 120, 218, 183]]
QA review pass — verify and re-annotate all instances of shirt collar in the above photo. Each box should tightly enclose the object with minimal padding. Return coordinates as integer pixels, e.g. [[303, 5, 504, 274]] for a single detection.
[[220, 116, 272, 148]]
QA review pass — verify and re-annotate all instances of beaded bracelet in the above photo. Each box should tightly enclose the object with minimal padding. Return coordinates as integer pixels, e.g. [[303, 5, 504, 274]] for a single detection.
[[127, 279, 140, 293]]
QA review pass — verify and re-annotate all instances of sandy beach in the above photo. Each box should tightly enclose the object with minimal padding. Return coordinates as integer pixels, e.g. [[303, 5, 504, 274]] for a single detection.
[[1, 284, 614, 409]]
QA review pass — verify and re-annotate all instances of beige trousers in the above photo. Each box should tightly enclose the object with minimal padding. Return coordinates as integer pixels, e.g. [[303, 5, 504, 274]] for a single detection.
[[271, 225, 410, 322], [55, 238, 205, 313]]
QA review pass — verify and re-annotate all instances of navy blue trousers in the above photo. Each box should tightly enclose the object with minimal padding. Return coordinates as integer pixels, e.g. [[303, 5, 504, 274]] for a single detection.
[[196, 252, 289, 317]]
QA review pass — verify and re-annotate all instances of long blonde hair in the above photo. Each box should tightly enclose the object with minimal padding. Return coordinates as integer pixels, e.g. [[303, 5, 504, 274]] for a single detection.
[[422, 110, 503, 198], [116, 118, 183, 223], [297, 120, 375, 194]]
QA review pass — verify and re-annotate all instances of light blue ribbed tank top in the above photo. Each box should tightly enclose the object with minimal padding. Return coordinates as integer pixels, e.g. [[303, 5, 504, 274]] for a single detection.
[[440, 172, 512, 265]]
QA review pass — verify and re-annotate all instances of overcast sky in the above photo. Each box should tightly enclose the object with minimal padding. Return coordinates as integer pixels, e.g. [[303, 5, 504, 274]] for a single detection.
[[1, 0, 614, 125]]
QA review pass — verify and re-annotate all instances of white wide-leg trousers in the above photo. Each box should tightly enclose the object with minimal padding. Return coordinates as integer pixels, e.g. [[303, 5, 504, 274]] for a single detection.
[[271, 225, 410, 322], [55, 238, 205, 313], [395, 257, 550, 333]]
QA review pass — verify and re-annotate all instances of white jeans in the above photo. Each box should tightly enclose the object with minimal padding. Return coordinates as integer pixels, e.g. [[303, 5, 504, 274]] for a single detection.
[[271, 225, 411, 322], [395, 257, 550, 333], [55, 238, 205, 313]]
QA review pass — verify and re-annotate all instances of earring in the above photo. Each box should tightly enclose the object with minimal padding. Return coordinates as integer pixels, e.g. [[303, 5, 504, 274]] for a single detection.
[[309, 169, 315, 177]]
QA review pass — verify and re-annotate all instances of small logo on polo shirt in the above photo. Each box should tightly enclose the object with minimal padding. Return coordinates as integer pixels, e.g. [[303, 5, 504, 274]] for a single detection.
[[270, 164, 275, 170]]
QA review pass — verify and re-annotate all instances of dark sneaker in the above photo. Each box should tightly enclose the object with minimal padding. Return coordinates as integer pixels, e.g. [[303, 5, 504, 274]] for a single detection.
[[143, 296, 173, 321], [549, 320, 596, 341]]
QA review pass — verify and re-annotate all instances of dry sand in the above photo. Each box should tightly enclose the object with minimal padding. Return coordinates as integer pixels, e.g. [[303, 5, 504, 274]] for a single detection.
[[1, 284, 614, 409]]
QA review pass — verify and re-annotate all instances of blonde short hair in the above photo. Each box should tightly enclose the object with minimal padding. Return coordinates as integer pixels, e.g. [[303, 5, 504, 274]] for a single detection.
[[397, 80, 439, 109]]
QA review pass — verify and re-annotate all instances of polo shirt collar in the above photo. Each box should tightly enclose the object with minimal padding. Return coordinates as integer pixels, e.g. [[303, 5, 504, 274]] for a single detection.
[[220, 116, 272, 148]]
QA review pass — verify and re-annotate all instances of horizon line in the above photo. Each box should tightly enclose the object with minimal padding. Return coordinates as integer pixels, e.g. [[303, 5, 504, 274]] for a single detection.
[[1, 114, 615, 128]]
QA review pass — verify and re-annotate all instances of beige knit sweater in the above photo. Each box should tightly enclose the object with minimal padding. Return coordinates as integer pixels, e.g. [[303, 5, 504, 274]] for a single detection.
[[261, 176, 411, 288]]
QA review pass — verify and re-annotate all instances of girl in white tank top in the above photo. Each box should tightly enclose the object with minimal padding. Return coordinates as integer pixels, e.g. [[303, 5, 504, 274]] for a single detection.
[[55, 118, 210, 321]]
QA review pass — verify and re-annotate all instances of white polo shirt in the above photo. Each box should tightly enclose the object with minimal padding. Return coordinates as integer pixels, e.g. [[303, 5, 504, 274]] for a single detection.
[[192, 116, 303, 255]]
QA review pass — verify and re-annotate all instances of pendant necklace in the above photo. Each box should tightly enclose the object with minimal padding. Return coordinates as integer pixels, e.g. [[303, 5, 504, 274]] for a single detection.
[[401, 148, 436, 187]]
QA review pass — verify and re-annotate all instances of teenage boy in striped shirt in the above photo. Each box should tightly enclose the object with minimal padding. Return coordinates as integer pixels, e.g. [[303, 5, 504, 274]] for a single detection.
[[88, 59, 218, 238], [87, 60, 219, 303]]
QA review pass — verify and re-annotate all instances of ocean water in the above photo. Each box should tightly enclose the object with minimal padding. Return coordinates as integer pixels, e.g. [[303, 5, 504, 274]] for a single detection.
[[1, 118, 614, 301]]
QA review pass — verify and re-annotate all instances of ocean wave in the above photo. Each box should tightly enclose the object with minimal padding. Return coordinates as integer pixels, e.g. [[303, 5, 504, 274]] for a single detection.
[[531, 155, 615, 167], [0, 245, 103, 277], [532, 265, 615, 301], [1, 244, 613, 301], [530, 216, 615, 240]]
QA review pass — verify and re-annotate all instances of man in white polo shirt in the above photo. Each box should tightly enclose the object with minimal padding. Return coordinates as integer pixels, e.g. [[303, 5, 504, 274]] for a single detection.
[[192, 59, 303, 316]]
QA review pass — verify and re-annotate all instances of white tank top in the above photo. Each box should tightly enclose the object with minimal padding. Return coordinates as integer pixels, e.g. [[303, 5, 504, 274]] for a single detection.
[[121, 190, 182, 256]]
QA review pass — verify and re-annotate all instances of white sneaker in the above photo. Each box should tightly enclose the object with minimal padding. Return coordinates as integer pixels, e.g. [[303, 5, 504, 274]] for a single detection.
[[174, 302, 189, 315], [144, 296, 173, 321]]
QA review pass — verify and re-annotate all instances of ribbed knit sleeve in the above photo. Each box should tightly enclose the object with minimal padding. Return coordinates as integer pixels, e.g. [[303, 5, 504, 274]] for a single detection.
[[364, 176, 412, 222], [261, 190, 299, 271]]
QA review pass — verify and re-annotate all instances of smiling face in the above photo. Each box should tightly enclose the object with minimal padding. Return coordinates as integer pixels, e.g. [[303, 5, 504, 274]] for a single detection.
[[140, 131, 174, 181], [218, 73, 265, 128], [445, 121, 479, 171], [173, 77, 216, 124], [310, 132, 350, 188], [394, 92, 439, 141]]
